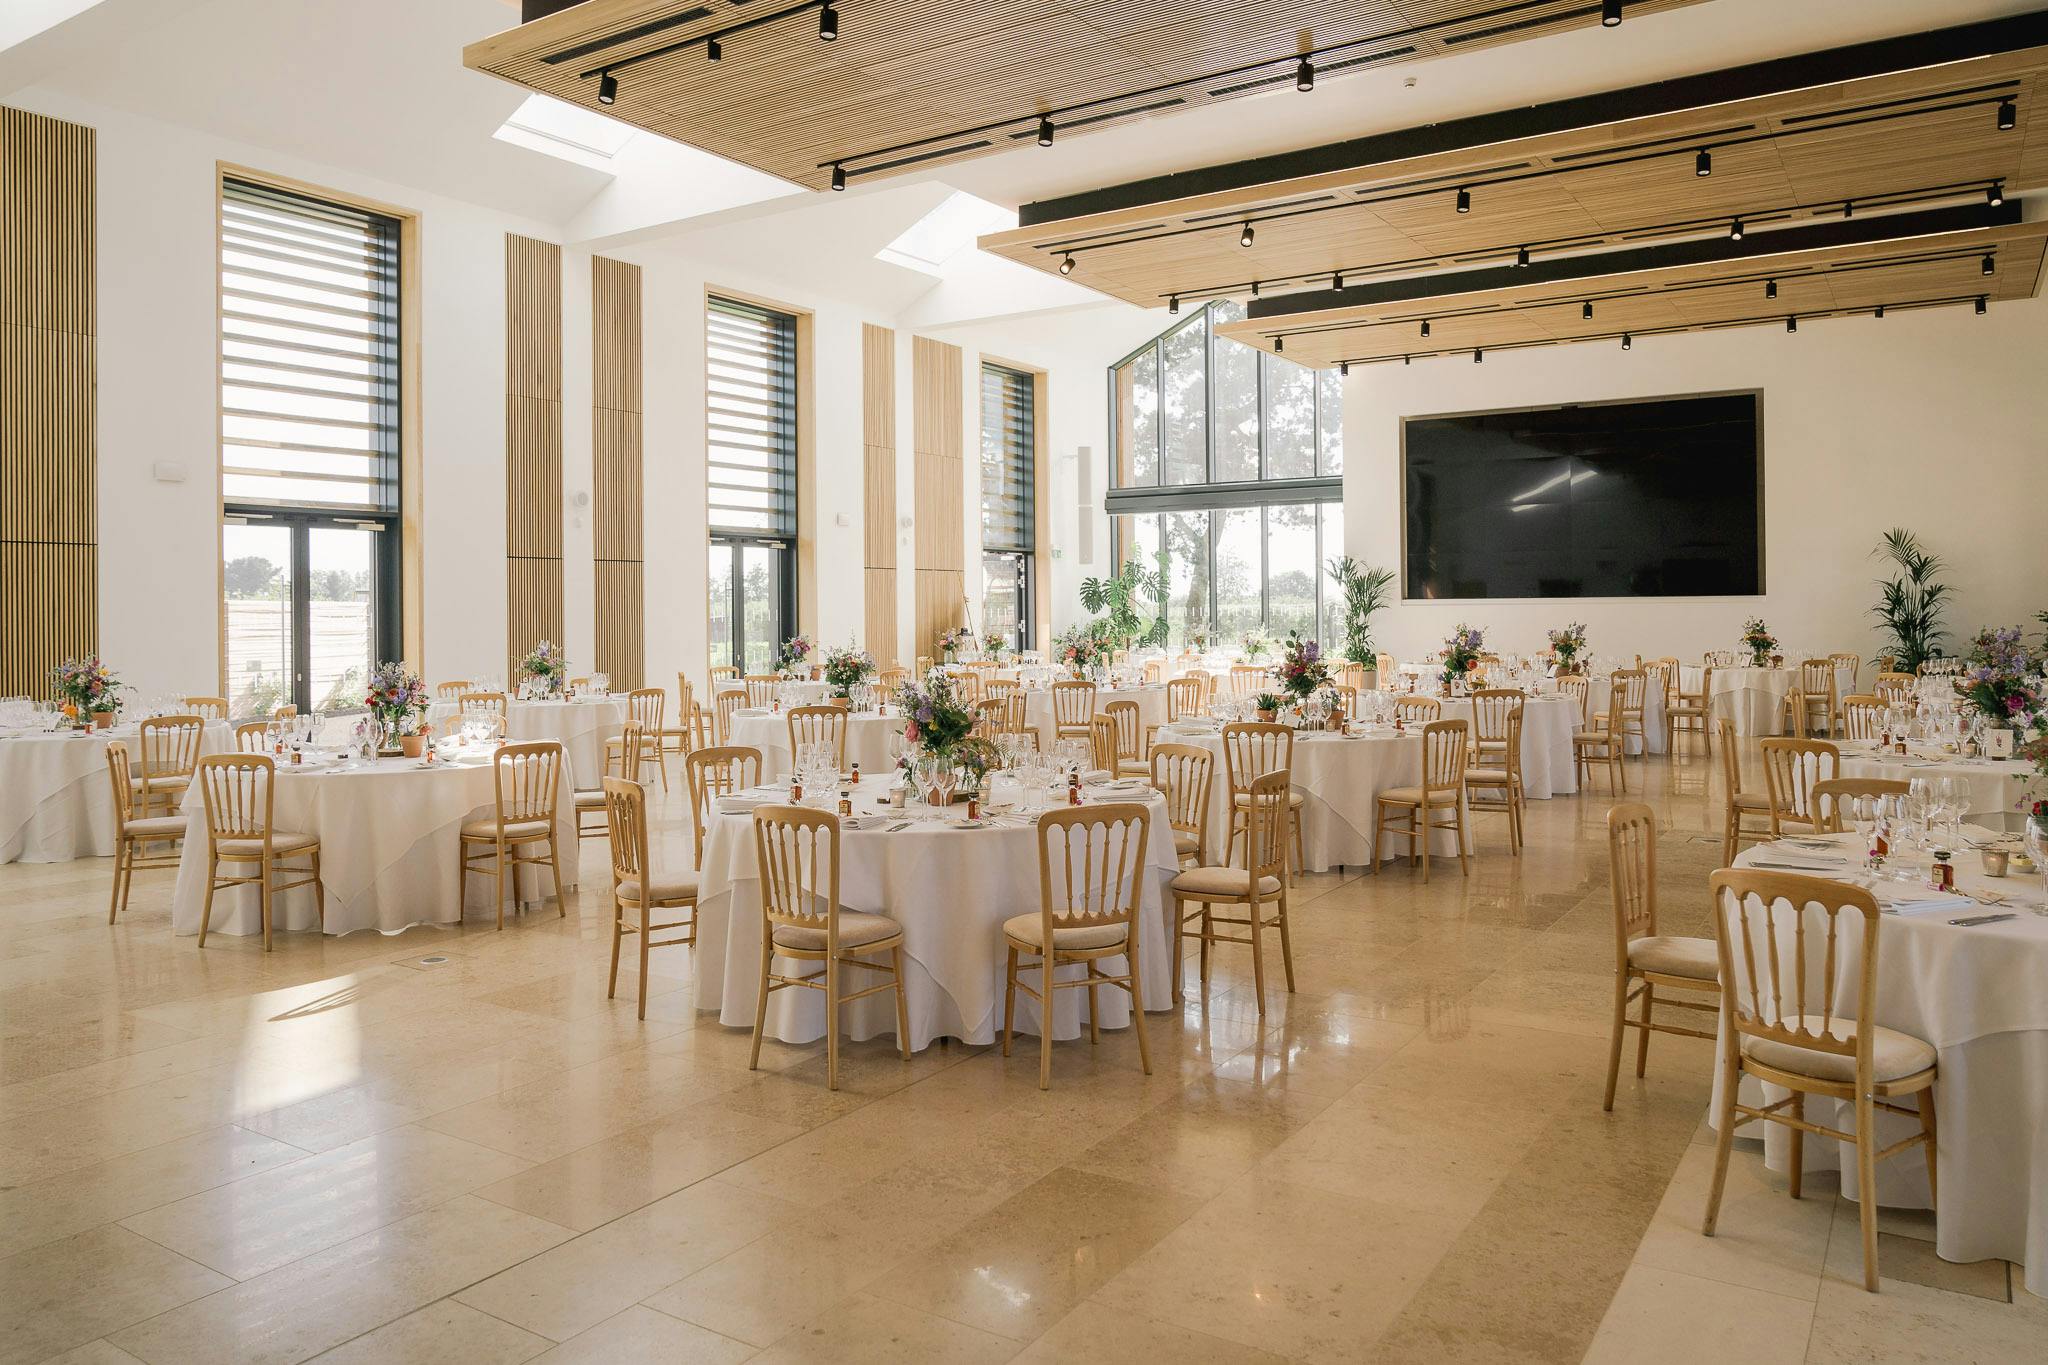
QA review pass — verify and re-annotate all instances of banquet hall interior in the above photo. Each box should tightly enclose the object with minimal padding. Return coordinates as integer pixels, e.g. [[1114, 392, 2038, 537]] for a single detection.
[[4, 0, 2048, 1360]]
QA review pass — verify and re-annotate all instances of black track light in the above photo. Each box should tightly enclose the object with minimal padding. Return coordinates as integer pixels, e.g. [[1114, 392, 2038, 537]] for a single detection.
[[1983, 253, 1996, 277], [1037, 116, 1054, 147], [1843, 201, 1854, 219], [1730, 218, 1744, 241], [1621, 333, 1632, 351], [1058, 253, 1075, 276], [706, 35, 721, 60], [1168, 294, 1180, 315], [1999, 98, 2017, 131], [1786, 316, 1797, 333], [1455, 187, 1471, 214], [1274, 335, 1284, 352], [1250, 280, 1260, 298], [1976, 295, 1988, 315], [1296, 58, 1314, 92], [1239, 223, 1255, 248], [1515, 245, 1530, 267], [1332, 271, 1344, 291], [830, 164, 846, 192], [1765, 278, 1777, 300], [1340, 361, 1350, 376], [1875, 305, 1885, 319], [1474, 348, 1483, 363], [819, 3, 837, 40], [1602, 0, 1623, 26], [1989, 182, 2005, 207], [1582, 301, 1594, 321], [1695, 148, 1712, 177], [1402, 355, 1410, 366], [597, 71, 618, 105], [1420, 319, 1431, 338]]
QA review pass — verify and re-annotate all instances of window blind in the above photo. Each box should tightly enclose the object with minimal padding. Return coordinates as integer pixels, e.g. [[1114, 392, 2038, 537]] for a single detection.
[[706, 296, 798, 537], [980, 362, 1034, 553], [219, 178, 400, 511]]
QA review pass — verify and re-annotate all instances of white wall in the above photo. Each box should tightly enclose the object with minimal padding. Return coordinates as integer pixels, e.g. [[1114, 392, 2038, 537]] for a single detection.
[[1342, 296, 2048, 668]]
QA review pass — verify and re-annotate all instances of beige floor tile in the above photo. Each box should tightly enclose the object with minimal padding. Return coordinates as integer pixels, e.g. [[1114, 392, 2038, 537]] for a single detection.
[[34, 1342, 150, 1365], [1066, 1072, 1336, 1200], [529, 1306, 755, 1364], [1804, 1265, 2047, 1364], [119, 1124, 532, 1279], [1010, 1301, 1291, 1364], [1634, 1142, 1834, 1299], [108, 1197, 572, 1365], [1583, 1265, 1813, 1365], [1819, 1195, 2017, 1302], [748, 1294, 1019, 1365], [644, 1213, 901, 1348], [308, 1300, 549, 1363], [0, 1223, 230, 1365]]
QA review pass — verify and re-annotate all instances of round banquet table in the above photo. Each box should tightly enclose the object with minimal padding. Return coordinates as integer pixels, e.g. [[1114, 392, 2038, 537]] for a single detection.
[[692, 781, 1180, 1050], [1721, 833, 2048, 1294], [424, 696, 626, 784], [1155, 719, 1469, 872], [1683, 663, 1856, 737], [1438, 694, 1581, 798], [726, 706, 906, 779], [1838, 742, 2034, 821], [0, 720, 233, 864], [1021, 683, 1168, 749], [717, 679, 832, 709], [168, 747, 580, 938], [1582, 674, 1670, 756]]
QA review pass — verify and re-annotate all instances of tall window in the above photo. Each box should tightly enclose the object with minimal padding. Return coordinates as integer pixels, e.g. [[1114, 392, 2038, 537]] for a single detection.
[[1108, 300, 1344, 649], [219, 176, 402, 717], [979, 362, 1035, 651], [706, 295, 799, 673]]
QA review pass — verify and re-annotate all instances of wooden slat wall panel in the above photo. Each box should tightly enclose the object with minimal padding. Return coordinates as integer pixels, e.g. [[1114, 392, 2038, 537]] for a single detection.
[[861, 322, 896, 664], [911, 334, 963, 659], [505, 233, 563, 676], [592, 255, 644, 688], [0, 106, 95, 698]]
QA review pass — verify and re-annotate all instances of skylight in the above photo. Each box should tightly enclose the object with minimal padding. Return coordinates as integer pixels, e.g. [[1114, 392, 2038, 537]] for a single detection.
[[876, 191, 1015, 275], [493, 94, 635, 170]]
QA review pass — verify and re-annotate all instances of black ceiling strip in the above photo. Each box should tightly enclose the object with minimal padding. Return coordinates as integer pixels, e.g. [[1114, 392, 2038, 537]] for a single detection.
[[1208, 47, 1417, 98], [1444, 1, 1606, 46], [1018, 10, 2048, 226], [847, 139, 993, 176], [1778, 78, 2021, 125], [575, 0, 823, 80], [1002, 99, 1185, 140], [1184, 194, 1340, 225], [1548, 123, 1757, 163], [1243, 201, 2018, 320], [542, 6, 715, 65]]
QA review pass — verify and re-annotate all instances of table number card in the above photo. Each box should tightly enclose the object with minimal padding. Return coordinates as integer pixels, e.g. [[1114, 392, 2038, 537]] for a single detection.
[[1984, 728, 2015, 759]]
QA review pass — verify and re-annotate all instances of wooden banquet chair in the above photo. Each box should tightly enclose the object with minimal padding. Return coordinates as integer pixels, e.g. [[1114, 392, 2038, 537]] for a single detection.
[[1392, 695, 1440, 725], [1004, 803, 1154, 1089], [1828, 652, 1862, 725], [685, 745, 763, 867], [134, 715, 206, 818], [1702, 869, 1937, 1293], [713, 688, 746, 745], [1666, 664, 1714, 753], [984, 677, 1019, 703], [1611, 667, 1650, 762], [1050, 679, 1097, 744], [1555, 673, 1591, 721], [1788, 658, 1838, 737], [1102, 699, 1148, 777], [434, 680, 472, 699], [613, 687, 668, 790], [1874, 672, 1915, 707], [104, 741, 189, 923], [194, 753, 324, 951], [1719, 719, 1772, 866], [1170, 769, 1293, 1012], [1220, 721, 1304, 873], [233, 721, 269, 753], [658, 673, 697, 765], [709, 664, 739, 684], [743, 674, 779, 709], [459, 690, 508, 716], [1164, 675, 1204, 726], [750, 804, 909, 1090], [575, 720, 641, 838], [1227, 664, 1267, 698], [1602, 804, 1717, 1110], [1374, 718, 1471, 883], [1573, 684, 1628, 794], [1809, 776, 1910, 833], [1840, 693, 1885, 741], [1466, 687, 1521, 766], [876, 666, 908, 691], [183, 695, 228, 720], [1758, 737, 1840, 838], [602, 776, 698, 1020], [1149, 742, 1214, 869], [458, 741, 566, 930], [1465, 705, 1525, 854], [787, 704, 848, 770]]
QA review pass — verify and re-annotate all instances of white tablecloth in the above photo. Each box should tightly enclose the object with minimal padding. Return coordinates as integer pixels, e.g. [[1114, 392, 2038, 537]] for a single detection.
[[1722, 835, 2048, 1293], [1439, 695, 1580, 798], [1683, 664, 1856, 737], [1022, 684, 1168, 749], [726, 707, 905, 779], [424, 696, 626, 784], [716, 679, 831, 709], [1157, 722, 1468, 872], [1839, 745, 2034, 822], [693, 785, 1179, 1050], [169, 749, 580, 938], [0, 721, 232, 864]]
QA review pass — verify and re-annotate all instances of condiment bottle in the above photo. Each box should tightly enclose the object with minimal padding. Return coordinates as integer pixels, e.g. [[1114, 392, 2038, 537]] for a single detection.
[[1067, 771, 1082, 806], [1932, 850, 1954, 890], [837, 790, 852, 817], [790, 776, 804, 802], [849, 761, 861, 785], [966, 793, 980, 821]]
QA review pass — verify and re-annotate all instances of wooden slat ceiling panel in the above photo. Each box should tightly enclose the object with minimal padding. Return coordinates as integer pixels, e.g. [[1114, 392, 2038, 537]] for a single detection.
[[1211, 220, 2048, 367], [982, 40, 2048, 308], [463, 0, 1711, 189]]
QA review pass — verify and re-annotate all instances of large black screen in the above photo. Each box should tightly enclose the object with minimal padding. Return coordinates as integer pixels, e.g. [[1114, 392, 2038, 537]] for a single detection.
[[1403, 393, 1760, 599]]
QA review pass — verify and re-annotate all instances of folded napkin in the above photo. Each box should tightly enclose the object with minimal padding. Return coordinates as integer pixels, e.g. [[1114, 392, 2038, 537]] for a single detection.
[[715, 795, 771, 815], [1883, 895, 1970, 917]]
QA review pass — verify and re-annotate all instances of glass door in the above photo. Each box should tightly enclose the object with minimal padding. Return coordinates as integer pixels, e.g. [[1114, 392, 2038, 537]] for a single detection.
[[223, 514, 393, 716], [222, 522, 294, 719], [708, 536, 793, 675]]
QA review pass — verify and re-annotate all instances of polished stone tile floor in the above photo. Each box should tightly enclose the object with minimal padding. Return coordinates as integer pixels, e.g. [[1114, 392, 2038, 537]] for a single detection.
[[1, 741, 2039, 1362]]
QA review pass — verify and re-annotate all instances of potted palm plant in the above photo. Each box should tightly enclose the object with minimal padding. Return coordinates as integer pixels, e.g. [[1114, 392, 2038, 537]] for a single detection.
[[1869, 528, 1950, 674], [1327, 556, 1395, 679]]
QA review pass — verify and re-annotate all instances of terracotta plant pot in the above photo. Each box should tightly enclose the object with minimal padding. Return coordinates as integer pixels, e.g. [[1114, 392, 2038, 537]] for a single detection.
[[91, 709, 116, 729], [1256, 708, 1277, 723], [399, 733, 426, 758]]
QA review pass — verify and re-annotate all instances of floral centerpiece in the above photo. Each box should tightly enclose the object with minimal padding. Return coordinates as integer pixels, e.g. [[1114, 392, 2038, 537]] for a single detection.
[[1254, 691, 1283, 722], [935, 625, 973, 662], [895, 670, 981, 800], [2020, 718, 2048, 835], [1441, 624, 1484, 687], [821, 642, 874, 699], [365, 660, 428, 754], [1547, 622, 1588, 674], [1960, 625, 2042, 730], [1274, 631, 1330, 703], [777, 634, 812, 676], [1741, 617, 1777, 667], [1052, 624, 1106, 677], [518, 639, 567, 698], [981, 632, 1009, 661], [1240, 632, 1270, 662], [51, 656, 124, 724]]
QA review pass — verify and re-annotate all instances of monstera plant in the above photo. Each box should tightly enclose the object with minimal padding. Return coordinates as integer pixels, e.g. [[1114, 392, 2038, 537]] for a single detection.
[[1080, 557, 1169, 651]]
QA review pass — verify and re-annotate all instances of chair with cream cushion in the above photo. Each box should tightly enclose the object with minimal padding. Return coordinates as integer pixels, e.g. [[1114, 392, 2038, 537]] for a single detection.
[[787, 704, 848, 770], [743, 674, 779, 709], [1788, 658, 1838, 738], [1005, 803, 1154, 1088], [750, 804, 908, 1090], [194, 753, 323, 951], [183, 695, 228, 720], [1466, 687, 1520, 765], [105, 741, 188, 923], [135, 715, 205, 818], [1573, 683, 1628, 794], [1667, 665, 1713, 753], [1050, 679, 1097, 744], [1169, 770, 1292, 1013], [1392, 694, 1440, 725], [1839, 694, 1885, 742], [608, 687, 668, 790], [1874, 672, 1914, 706], [233, 721, 269, 753], [575, 720, 639, 838], [1465, 704, 1525, 854], [1611, 668, 1650, 762], [709, 664, 739, 684], [458, 741, 566, 930], [1102, 699, 1148, 777], [713, 688, 746, 745], [1828, 653, 1862, 726], [1602, 804, 1717, 1110], [1703, 869, 1937, 1293], [1149, 742, 1213, 869], [658, 673, 697, 764], [1759, 737, 1840, 837], [602, 776, 697, 1020], [1165, 676, 1204, 723], [1374, 718, 1470, 883], [1719, 719, 1771, 865], [1220, 721, 1305, 873]]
